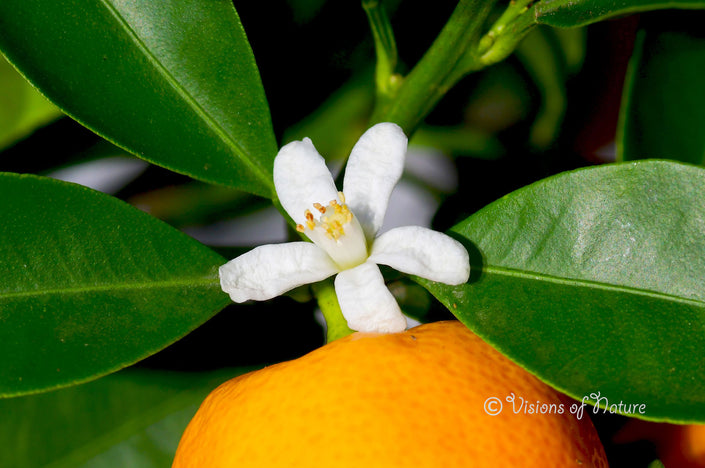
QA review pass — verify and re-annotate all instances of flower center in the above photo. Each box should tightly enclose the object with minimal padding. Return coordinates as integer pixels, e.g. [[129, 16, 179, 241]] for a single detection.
[[296, 192, 368, 270]]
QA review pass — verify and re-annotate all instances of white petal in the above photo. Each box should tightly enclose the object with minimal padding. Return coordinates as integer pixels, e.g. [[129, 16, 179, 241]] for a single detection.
[[273, 138, 339, 225], [219, 242, 338, 302], [368, 226, 470, 285], [334, 262, 407, 333], [343, 122, 407, 240]]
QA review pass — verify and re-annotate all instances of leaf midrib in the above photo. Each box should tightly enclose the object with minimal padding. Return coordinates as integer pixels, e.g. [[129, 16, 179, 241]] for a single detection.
[[479, 263, 705, 308], [97, 0, 273, 192], [0, 276, 219, 300]]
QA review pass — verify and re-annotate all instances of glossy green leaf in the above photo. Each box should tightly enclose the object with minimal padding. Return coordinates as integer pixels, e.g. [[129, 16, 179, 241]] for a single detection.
[[0, 54, 62, 150], [535, 0, 705, 27], [617, 25, 705, 165], [0, 1, 276, 197], [422, 160, 705, 423], [0, 173, 230, 397], [0, 368, 249, 468]]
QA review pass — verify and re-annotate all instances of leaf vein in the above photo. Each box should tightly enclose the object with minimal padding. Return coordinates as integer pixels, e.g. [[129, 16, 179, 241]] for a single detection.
[[0, 277, 219, 300], [480, 264, 705, 308]]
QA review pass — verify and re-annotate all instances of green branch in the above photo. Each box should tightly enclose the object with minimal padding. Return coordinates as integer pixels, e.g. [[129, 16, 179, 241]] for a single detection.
[[370, 0, 538, 136], [370, 0, 497, 134]]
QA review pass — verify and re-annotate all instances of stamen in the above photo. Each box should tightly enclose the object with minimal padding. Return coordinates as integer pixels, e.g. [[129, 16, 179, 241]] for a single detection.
[[297, 192, 367, 270], [300, 194, 357, 242]]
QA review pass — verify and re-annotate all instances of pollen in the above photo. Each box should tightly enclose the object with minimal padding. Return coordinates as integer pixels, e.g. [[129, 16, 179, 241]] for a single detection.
[[301, 192, 354, 241]]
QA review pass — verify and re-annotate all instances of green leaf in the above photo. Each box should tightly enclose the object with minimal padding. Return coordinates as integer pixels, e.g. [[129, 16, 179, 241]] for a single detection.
[[0, 368, 249, 468], [535, 0, 705, 28], [617, 24, 705, 165], [422, 160, 705, 423], [0, 173, 230, 397], [0, 54, 62, 150], [0, 1, 276, 197]]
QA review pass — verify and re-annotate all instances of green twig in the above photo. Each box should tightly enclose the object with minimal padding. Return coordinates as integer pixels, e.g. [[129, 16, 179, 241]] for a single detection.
[[371, 0, 497, 134]]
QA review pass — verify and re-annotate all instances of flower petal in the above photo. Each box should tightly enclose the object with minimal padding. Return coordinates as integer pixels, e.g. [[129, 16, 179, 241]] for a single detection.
[[273, 138, 339, 225], [334, 262, 407, 333], [368, 226, 470, 285], [219, 242, 338, 302], [343, 122, 407, 240]]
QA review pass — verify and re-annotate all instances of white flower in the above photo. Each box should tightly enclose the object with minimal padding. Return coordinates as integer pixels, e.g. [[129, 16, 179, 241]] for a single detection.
[[219, 123, 470, 333]]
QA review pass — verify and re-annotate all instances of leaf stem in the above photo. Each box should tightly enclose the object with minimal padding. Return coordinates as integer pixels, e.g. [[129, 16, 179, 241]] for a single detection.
[[312, 279, 354, 342]]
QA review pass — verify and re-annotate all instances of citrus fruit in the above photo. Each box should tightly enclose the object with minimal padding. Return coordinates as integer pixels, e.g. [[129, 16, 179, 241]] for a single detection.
[[655, 424, 705, 467], [615, 419, 705, 467], [172, 320, 607, 467]]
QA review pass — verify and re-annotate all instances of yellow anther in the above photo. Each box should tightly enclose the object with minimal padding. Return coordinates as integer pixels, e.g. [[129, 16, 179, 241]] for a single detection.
[[299, 196, 357, 241]]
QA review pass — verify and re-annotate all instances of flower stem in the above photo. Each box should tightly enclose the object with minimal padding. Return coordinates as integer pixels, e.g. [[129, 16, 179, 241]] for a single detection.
[[362, 0, 401, 101], [312, 279, 354, 342]]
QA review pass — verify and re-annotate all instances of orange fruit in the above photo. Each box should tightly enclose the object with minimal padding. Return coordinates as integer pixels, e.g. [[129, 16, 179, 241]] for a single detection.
[[172, 320, 607, 467], [657, 425, 705, 467], [615, 420, 705, 467]]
